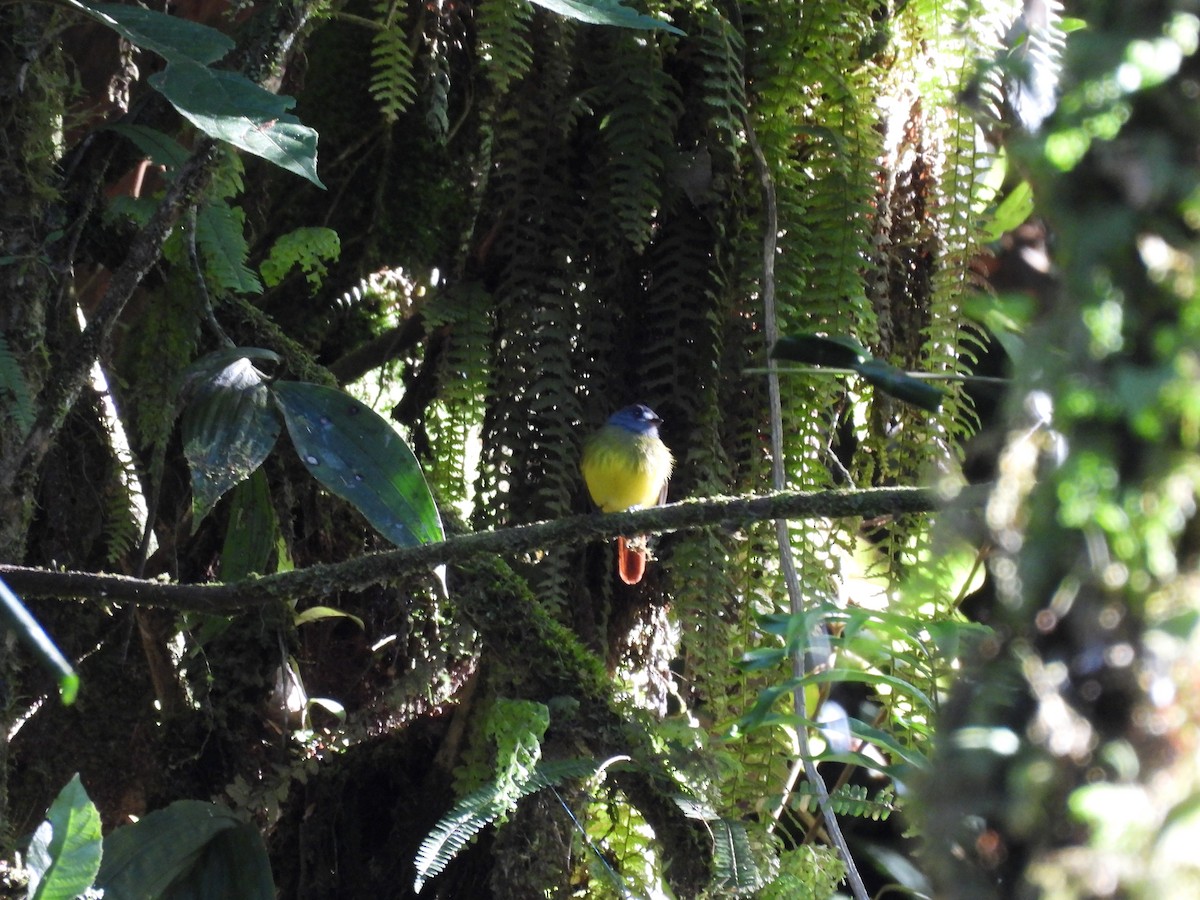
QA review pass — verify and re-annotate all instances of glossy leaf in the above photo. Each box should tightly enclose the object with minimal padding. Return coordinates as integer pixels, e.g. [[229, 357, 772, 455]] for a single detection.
[[853, 359, 945, 413], [148, 61, 324, 188], [0, 578, 78, 705], [81, 2, 234, 64], [272, 381, 444, 549], [219, 468, 277, 581], [97, 800, 273, 899], [106, 123, 191, 170], [771, 333, 868, 368], [180, 347, 280, 393], [295, 605, 365, 630], [527, 0, 684, 34], [26, 774, 102, 900], [181, 356, 280, 528]]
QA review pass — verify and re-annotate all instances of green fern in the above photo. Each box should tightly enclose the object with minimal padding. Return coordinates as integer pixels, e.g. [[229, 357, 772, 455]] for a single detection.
[[370, 0, 419, 122], [259, 227, 341, 289], [414, 757, 605, 892], [792, 783, 897, 821], [0, 333, 34, 437], [475, 0, 533, 95], [195, 200, 262, 295]]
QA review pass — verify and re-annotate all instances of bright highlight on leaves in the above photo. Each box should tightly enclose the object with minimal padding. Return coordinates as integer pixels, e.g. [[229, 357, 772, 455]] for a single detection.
[[181, 352, 281, 528], [273, 381, 444, 549]]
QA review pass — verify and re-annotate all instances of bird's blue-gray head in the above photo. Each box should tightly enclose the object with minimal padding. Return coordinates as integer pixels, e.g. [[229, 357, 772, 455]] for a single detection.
[[609, 404, 662, 436]]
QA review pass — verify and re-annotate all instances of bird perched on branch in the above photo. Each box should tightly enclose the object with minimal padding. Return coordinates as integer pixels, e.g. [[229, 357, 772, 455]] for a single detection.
[[580, 404, 674, 584]]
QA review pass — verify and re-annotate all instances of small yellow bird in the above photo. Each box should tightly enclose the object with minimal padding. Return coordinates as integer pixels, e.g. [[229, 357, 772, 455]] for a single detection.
[[580, 404, 674, 584]]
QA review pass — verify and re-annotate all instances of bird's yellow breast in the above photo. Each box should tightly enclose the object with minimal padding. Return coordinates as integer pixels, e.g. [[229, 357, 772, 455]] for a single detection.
[[580, 426, 673, 512]]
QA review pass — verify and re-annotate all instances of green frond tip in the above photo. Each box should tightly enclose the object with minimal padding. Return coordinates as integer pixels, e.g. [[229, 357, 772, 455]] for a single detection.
[[525, 0, 684, 36], [0, 578, 79, 706], [413, 758, 605, 892]]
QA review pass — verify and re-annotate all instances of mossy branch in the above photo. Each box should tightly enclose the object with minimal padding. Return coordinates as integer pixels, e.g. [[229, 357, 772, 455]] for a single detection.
[[0, 484, 986, 612]]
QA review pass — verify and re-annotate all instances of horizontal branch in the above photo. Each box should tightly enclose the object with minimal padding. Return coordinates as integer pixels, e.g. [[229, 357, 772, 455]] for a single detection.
[[0, 483, 987, 613]]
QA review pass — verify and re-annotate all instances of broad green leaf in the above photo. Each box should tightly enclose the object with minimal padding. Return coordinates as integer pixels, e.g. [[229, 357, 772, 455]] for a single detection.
[[226, 114, 325, 189], [219, 468, 277, 580], [26, 774, 102, 900], [97, 800, 272, 899], [0, 578, 78, 705], [181, 356, 280, 528], [852, 359, 945, 413], [526, 0, 684, 34], [149, 60, 292, 122], [148, 62, 325, 188], [771, 333, 868, 368], [273, 381, 444, 549], [160, 822, 274, 900], [76, 2, 234, 64], [984, 180, 1034, 241], [294, 605, 365, 630]]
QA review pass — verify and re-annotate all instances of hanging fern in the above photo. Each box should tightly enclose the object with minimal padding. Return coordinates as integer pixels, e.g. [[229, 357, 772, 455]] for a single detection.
[[583, 32, 682, 251], [370, 0, 419, 122], [475, 0, 534, 96]]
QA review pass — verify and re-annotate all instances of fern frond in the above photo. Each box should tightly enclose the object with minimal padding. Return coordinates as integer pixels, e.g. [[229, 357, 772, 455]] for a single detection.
[[475, 0, 533, 95], [195, 199, 262, 295], [0, 333, 35, 437], [709, 816, 766, 894], [414, 757, 604, 892], [259, 227, 341, 290], [792, 783, 897, 821], [370, 0, 419, 122]]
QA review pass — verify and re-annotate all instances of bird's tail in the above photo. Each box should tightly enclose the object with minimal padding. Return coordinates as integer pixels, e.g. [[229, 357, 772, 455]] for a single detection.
[[617, 535, 647, 585]]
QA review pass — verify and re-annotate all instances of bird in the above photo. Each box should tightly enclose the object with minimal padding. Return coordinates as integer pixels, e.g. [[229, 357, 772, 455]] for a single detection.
[[580, 404, 674, 585]]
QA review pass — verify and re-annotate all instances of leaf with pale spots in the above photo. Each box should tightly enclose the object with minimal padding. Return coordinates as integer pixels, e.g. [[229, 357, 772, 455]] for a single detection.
[[272, 382, 443, 549], [181, 355, 280, 529]]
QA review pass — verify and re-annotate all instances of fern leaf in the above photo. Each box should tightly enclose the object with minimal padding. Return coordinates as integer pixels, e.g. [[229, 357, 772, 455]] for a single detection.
[[259, 227, 341, 289], [370, 3, 419, 122], [476, 0, 533, 95], [414, 758, 603, 892], [710, 817, 765, 894], [0, 334, 35, 437], [196, 199, 262, 295]]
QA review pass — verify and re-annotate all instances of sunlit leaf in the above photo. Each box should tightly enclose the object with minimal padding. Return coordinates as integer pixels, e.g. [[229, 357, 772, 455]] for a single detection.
[[26, 774, 102, 900], [272, 381, 444, 549], [148, 61, 325, 188]]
